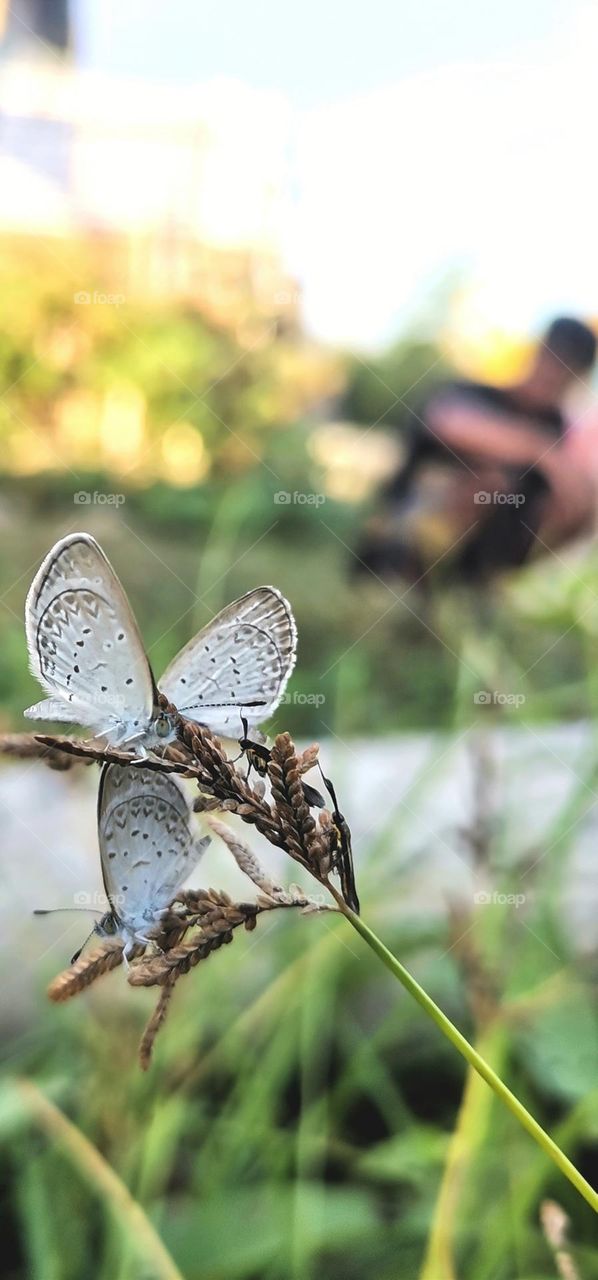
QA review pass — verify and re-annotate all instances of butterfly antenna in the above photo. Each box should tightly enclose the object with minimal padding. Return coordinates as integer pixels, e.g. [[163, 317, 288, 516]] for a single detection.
[[33, 907, 103, 916], [192, 698, 267, 710], [70, 927, 97, 965]]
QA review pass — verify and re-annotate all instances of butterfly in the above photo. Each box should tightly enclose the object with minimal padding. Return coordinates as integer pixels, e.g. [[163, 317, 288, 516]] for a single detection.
[[25, 532, 297, 753], [35, 763, 210, 962]]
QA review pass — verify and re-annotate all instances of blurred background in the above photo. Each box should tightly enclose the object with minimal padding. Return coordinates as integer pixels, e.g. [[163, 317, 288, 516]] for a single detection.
[[3, 3, 598, 1277]]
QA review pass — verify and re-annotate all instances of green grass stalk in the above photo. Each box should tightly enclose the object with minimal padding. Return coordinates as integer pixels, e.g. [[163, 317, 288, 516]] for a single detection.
[[329, 893, 598, 1216]]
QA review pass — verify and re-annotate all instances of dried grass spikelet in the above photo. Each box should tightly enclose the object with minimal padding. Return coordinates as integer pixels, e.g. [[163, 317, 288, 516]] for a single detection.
[[177, 718, 284, 848], [204, 815, 289, 899], [192, 791, 227, 814], [268, 733, 329, 875], [127, 890, 257, 987], [149, 914, 190, 953], [127, 874, 329, 990], [138, 978, 176, 1071], [205, 815, 335, 912], [315, 807, 337, 875], [540, 1200, 580, 1280], [176, 723, 335, 887], [296, 743, 320, 776], [47, 941, 124, 1002], [167, 888, 255, 928], [0, 733, 95, 771], [34, 734, 185, 774]]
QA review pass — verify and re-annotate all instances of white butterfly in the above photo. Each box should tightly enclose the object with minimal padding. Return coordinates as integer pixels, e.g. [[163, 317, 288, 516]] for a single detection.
[[24, 532, 297, 752], [85, 763, 209, 959]]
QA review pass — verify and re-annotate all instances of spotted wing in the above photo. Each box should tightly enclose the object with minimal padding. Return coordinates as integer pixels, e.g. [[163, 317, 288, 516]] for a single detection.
[[98, 763, 204, 932], [24, 533, 155, 745], [160, 586, 297, 736]]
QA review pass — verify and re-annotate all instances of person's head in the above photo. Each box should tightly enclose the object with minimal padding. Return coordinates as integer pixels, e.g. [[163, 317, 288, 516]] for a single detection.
[[522, 316, 597, 406]]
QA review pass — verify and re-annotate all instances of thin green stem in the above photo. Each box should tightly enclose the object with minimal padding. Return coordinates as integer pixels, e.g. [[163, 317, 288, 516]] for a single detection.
[[328, 890, 598, 1215]]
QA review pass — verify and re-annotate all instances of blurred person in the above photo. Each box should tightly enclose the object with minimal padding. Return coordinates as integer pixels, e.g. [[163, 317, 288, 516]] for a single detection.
[[356, 316, 597, 584]]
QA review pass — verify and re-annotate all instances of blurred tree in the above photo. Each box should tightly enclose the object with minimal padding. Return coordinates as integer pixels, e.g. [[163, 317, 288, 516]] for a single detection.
[[0, 239, 341, 483], [342, 337, 450, 430]]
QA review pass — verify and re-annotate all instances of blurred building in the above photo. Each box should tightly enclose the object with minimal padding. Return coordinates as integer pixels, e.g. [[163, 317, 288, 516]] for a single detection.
[[0, 0, 71, 53], [0, 5, 300, 336]]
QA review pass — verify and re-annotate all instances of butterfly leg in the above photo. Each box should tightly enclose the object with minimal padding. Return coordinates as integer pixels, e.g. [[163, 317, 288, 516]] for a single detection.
[[136, 931, 158, 947], [106, 722, 148, 759]]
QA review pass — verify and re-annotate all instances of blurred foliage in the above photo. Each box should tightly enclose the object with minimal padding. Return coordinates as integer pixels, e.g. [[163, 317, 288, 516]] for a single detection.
[[0, 238, 342, 483], [341, 336, 451, 429]]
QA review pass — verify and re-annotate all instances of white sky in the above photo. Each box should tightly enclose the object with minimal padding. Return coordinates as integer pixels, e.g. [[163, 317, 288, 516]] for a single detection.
[[74, 0, 598, 349]]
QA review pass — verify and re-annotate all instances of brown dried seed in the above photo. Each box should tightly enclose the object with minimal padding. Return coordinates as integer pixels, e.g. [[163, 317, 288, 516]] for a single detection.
[[47, 942, 124, 1002], [138, 978, 176, 1070]]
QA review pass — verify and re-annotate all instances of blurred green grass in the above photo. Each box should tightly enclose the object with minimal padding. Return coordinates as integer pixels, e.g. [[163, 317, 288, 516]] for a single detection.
[[3, 711, 598, 1278]]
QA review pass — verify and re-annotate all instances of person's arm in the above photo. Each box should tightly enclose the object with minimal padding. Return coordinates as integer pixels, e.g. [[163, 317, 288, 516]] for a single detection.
[[425, 392, 560, 470], [422, 390, 596, 551]]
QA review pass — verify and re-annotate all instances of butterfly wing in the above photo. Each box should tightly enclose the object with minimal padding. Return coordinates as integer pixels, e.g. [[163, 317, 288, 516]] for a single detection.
[[160, 586, 297, 736], [97, 763, 206, 935], [24, 533, 155, 745]]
